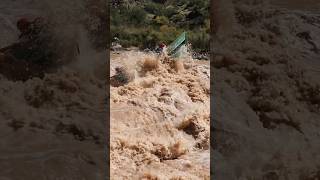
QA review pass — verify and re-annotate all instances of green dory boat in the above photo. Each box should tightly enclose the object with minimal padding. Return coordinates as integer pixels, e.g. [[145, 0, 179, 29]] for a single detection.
[[167, 31, 188, 59]]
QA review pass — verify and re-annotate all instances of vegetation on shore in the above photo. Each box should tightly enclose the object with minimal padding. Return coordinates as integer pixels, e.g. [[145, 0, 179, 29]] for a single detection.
[[110, 0, 209, 53]]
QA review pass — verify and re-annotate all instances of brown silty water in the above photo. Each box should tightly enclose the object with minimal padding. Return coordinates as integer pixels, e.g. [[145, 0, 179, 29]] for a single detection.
[[270, 0, 320, 11], [110, 51, 210, 179], [212, 0, 320, 179], [0, 0, 107, 179]]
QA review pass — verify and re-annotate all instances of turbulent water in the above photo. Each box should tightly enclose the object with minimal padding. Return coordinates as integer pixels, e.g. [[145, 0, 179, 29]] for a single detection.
[[3, 0, 320, 179], [110, 51, 210, 179], [0, 0, 107, 179], [212, 0, 320, 179], [270, 0, 320, 12]]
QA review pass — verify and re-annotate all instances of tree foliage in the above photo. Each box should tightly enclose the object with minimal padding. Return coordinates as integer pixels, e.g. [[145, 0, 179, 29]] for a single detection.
[[110, 0, 209, 52]]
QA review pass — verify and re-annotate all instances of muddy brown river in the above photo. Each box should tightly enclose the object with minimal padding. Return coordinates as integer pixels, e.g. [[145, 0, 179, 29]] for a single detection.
[[270, 0, 320, 11]]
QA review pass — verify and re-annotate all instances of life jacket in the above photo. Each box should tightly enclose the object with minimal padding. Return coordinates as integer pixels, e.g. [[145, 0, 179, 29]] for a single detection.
[[159, 43, 166, 49]]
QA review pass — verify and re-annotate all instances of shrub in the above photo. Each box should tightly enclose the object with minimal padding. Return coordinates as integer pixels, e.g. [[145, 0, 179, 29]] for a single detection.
[[124, 6, 147, 25], [110, 0, 210, 53], [154, 16, 170, 26], [188, 30, 210, 52], [144, 2, 164, 15]]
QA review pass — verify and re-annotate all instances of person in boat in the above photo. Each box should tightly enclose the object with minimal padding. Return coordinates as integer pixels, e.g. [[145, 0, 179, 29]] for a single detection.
[[14, 17, 57, 65], [0, 17, 58, 66], [158, 42, 168, 57], [0, 17, 80, 81], [0, 17, 57, 80]]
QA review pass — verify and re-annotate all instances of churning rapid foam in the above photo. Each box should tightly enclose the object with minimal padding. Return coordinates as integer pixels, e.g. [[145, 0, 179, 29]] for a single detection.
[[110, 50, 210, 179], [0, 0, 107, 179], [212, 0, 320, 179]]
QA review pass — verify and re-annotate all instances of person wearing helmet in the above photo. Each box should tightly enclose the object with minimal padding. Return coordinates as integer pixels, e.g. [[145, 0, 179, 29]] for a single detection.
[[0, 17, 50, 81], [0, 17, 79, 80], [159, 42, 168, 57], [12, 17, 57, 66], [16, 18, 31, 37]]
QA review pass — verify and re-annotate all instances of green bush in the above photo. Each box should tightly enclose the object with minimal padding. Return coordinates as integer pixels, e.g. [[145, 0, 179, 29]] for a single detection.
[[110, 0, 210, 53], [188, 30, 210, 52], [124, 6, 147, 25], [110, 9, 123, 26], [154, 16, 170, 26], [144, 2, 164, 15]]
